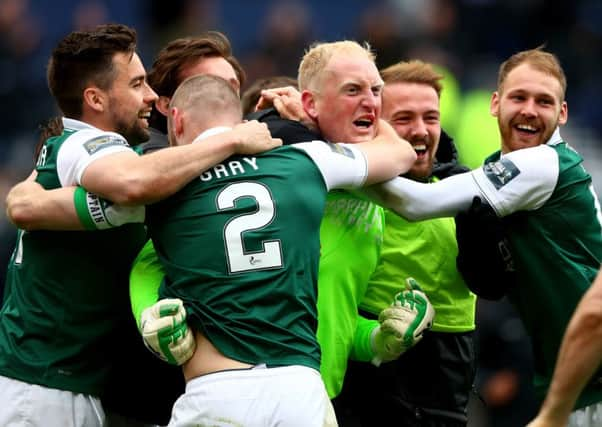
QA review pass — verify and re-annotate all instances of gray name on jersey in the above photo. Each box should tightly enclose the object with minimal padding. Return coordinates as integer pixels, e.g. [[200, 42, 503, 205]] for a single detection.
[[200, 157, 259, 182]]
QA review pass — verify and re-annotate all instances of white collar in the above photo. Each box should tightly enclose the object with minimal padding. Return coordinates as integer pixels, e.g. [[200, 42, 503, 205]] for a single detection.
[[191, 126, 232, 144], [62, 117, 99, 132], [545, 127, 563, 146]]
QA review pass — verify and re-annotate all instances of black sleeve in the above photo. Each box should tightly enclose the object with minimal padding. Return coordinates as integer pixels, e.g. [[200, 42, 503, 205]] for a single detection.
[[455, 197, 517, 300], [139, 128, 169, 154], [246, 108, 322, 145], [432, 129, 470, 179]]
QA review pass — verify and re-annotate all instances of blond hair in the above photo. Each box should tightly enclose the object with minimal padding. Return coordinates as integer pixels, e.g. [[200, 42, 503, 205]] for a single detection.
[[497, 47, 567, 100], [298, 40, 375, 91]]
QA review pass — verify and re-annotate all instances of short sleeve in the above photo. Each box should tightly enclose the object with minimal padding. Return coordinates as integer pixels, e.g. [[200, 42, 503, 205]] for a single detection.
[[292, 141, 368, 190], [56, 129, 133, 186], [471, 144, 559, 217]]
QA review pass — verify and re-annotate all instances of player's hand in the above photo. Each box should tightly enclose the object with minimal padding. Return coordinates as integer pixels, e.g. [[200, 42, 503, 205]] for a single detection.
[[230, 120, 282, 155], [140, 298, 196, 365], [371, 278, 435, 366], [257, 87, 318, 132]]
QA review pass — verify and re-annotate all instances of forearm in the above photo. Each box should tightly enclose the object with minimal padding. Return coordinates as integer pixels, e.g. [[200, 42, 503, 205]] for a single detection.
[[362, 173, 480, 220], [130, 239, 166, 328], [350, 315, 379, 362], [6, 182, 82, 231], [82, 132, 238, 205], [357, 120, 417, 185]]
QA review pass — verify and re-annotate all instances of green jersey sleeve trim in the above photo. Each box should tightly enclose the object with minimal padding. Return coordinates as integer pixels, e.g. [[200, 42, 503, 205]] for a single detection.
[[73, 186, 97, 230], [130, 239, 164, 329], [350, 315, 379, 362]]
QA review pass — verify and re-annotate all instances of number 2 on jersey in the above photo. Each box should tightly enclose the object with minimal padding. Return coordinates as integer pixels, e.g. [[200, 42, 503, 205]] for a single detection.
[[217, 182, 283, 274]]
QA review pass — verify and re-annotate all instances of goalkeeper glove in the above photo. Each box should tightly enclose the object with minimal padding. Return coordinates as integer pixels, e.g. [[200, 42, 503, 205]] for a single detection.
[[371, 278, 435, 366], [139, 298, 196, 365]]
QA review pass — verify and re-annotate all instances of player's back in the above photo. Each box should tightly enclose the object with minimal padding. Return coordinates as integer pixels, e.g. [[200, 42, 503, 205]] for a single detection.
[[147, 145, 329, 370]]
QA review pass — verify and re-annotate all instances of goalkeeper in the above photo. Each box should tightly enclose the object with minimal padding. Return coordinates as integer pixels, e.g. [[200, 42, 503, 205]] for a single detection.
[[336, 60, 477, 427]]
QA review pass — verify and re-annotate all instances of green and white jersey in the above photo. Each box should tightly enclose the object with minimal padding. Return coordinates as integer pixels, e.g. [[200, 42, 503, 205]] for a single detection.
[[361, 205, 476, 333], [147, 129, 368, 372], [475, 135, 602, 408], [0, 118, 146, 396], [316, 192, 385, 397], [363, 129, 602, 408]]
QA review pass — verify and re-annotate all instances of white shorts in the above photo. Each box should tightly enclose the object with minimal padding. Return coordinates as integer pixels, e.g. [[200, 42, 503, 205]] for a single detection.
[[0, 374, 105, 427], [569, 402, 602, 427], [168, 364, 337, 427]]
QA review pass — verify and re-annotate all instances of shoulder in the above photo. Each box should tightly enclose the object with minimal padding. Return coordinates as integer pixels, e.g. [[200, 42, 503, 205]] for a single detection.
[[247, 108, 322, 145], [70, 130, 129, 153]]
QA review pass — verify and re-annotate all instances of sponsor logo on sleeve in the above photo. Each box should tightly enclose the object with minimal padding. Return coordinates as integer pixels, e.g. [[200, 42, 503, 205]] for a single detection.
[[83, 135, 128, 155], [327, 142, 355, 159], [483, 157, 520, 189]]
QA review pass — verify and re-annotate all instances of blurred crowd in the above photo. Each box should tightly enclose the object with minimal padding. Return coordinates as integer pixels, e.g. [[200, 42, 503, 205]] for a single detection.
[[1, 1, 601, 425]]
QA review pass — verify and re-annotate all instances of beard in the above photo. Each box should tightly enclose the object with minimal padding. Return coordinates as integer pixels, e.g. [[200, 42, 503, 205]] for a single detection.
[[112, 114, 150, 146]]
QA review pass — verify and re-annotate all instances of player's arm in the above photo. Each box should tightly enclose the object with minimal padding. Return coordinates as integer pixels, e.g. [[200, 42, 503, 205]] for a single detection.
[[130, 239, 165, 327], [80, 121, 281, 206], [361, 144, 559, 221], [8, 121, 280, 230], [6, 177, 81, 230], [130, 239, 196, 365], [292, 119, 416, 190], [353, 119, 416, 185], [350, 278, 435, 366], [7, 181, 144, 231], [527, 267, 602, 427]]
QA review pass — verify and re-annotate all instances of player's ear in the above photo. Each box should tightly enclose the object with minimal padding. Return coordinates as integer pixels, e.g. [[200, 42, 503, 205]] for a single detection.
[[83, 87, 107, 114], [301, 90, 319, 121], [558, 101, 568, 125], [168, 106, 185, 146], [155, 96, 171, 117], [490, 91, 500, 117]]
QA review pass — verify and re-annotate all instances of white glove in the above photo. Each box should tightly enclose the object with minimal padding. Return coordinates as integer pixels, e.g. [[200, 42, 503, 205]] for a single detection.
[[371, 278, 435, 366], [139, 298, 196, 365]]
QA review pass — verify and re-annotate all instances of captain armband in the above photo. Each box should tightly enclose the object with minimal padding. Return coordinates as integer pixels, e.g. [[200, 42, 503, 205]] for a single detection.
[[74, 186, 145, 230]]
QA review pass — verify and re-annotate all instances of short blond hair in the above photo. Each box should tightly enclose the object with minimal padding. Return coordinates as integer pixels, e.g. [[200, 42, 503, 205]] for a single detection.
[[298, 40, 375, 91], [497, 47, 567, 101], [380, 60, 443, 98]]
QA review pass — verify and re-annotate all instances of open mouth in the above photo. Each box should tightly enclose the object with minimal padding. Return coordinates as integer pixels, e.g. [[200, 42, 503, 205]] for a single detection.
[[515, 123, 538, 134], [413, 143, 428, 157], [353, 114, 375, 130], [138, 111, 151, 124]]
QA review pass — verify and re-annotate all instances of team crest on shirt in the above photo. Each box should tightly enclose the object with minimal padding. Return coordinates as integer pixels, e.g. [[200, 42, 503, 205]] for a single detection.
[[483, 157, 520, 189], [327, 142, 355, 158], [83, 135, 128, 155]]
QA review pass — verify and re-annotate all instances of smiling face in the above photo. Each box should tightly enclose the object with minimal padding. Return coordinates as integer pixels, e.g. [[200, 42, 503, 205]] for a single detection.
[[304, 51, 383, 144], [382, 82, 441, 179], [106, 52, 158, 145], [491, 63, 567, 153]]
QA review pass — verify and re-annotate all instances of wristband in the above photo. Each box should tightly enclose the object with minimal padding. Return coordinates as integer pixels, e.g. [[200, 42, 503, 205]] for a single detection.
[[74, 186, 145, 230]]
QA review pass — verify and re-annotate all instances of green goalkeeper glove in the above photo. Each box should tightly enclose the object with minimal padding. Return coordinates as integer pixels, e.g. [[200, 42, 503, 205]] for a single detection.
[[371, 278, 435, 366], [139, 298, 196, 365]]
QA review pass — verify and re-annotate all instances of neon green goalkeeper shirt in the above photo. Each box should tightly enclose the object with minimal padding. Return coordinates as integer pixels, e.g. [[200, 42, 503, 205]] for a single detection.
[[361, 207, 476, 333], [317, 190, 385, 398]]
